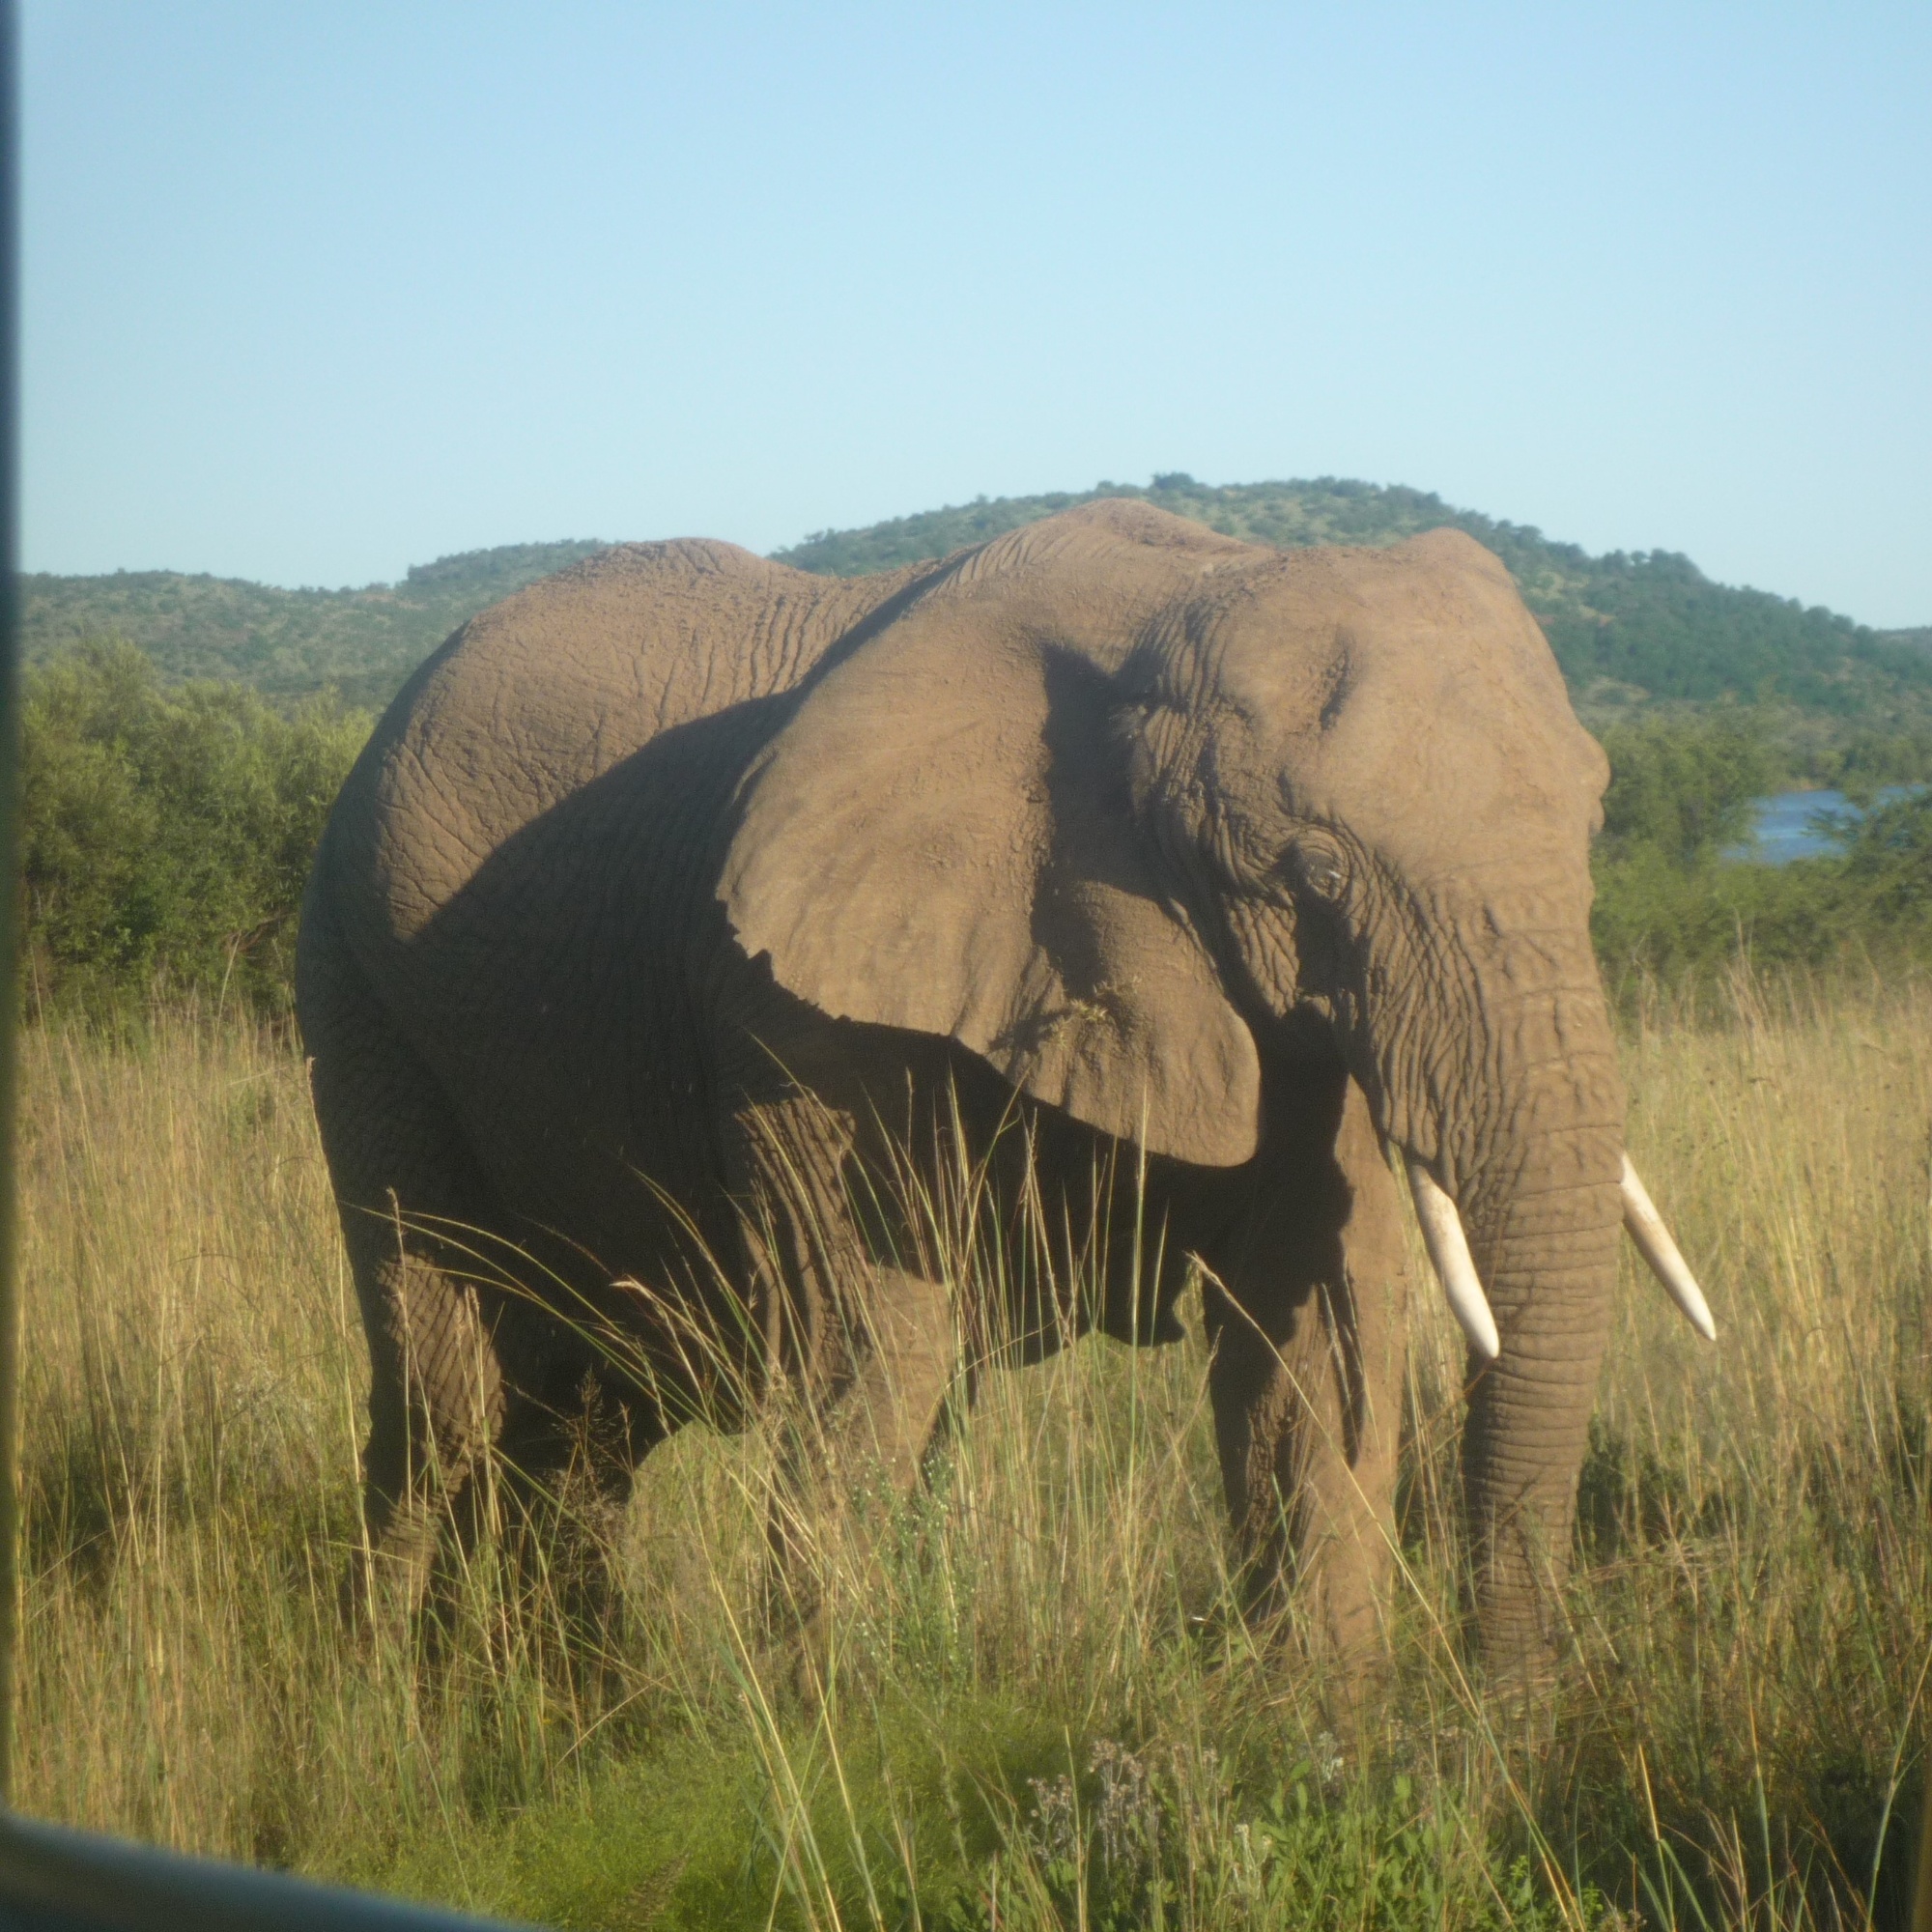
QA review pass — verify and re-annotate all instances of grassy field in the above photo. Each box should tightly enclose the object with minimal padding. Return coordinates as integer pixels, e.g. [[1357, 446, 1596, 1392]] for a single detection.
[[11, 970, 1929, 1930]]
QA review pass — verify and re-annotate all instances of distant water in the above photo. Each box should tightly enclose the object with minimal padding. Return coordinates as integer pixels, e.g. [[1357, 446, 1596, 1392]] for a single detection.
[[1727, 786, 1922, 865]]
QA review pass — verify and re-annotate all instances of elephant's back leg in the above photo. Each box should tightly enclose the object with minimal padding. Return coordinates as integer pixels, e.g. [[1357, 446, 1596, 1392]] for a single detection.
[[299, 922, 515, 1618]]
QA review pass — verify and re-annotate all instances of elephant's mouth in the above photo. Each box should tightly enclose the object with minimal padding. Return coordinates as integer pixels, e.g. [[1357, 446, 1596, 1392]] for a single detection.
[[1400, 1151, 1715, 1359]]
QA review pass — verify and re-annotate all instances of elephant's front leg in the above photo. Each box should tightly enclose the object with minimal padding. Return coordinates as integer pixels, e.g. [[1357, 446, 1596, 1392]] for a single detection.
[[766, 1267, 957, 1630], [725, 1094, 960, 1662], [1202, 1072, 1406, 1678]]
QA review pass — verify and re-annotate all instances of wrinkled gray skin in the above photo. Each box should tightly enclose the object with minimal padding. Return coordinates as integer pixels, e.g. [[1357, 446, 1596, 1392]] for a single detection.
[[298, 500, 1621, 1673]]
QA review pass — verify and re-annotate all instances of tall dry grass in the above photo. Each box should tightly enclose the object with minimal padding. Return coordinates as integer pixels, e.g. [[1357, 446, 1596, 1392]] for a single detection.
[[9, 972, 1928, 1929]]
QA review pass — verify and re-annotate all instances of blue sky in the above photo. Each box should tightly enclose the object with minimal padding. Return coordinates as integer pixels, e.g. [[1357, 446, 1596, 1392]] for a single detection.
[[22, 2, 1932, 626]]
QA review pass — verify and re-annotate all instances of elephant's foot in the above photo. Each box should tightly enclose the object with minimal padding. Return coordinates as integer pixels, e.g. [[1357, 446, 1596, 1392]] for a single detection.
[[782, 1602, 842, 1715], [756, 1269, 959, 1684], [1311, 1639, 1395, 1752], [755, 1463, 918, 1707], [746, 1552, 877, 1717], [339, 1483, 457, 1651], [342, 1445, 636, 1698], [1235, 1577, 1392, 1751], [1225, 1491, 1398, 1711], [1310, 1605, 1393, 1745]]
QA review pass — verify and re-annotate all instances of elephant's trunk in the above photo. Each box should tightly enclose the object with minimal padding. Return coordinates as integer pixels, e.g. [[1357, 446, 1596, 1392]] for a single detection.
[[1456, 1102, 1623, 1665], [1379, 904, 1627, 1667]]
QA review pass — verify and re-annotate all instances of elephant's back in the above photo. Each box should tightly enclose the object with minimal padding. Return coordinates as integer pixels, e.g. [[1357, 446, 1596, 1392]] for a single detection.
[[320, 540, 934, 949]]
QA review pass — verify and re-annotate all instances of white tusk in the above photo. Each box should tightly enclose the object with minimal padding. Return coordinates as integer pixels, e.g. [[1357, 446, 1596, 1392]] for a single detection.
[[1405, 1158, 1501, 1361], [1619, 1155, 1717, 1342]]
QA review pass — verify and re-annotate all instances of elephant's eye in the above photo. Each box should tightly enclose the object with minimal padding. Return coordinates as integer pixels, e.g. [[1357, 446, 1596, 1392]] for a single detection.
[[1292, 838, 1350, 903]]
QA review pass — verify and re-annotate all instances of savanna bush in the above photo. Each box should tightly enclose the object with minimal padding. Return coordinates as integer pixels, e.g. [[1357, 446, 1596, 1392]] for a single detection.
[[17, 637, 371, 1018], [1594, 711, 1777, 867], [1590, 713, 1932, 986]]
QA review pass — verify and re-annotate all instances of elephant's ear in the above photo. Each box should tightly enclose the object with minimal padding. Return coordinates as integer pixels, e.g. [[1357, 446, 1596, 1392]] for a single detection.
[[720, 602, 1261, 1166]]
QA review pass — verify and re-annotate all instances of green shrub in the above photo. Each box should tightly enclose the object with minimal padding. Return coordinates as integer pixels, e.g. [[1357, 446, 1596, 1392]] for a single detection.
[[1590, 714, 1932, 985], [18, 638, 370, 1017], [1832, 727, 1932, 791], [1594, 712, 1779, 867]]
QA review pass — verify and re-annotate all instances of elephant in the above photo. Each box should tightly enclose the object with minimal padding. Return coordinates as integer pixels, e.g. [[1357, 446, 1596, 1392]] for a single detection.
[[296, 498, 1712, 1677]]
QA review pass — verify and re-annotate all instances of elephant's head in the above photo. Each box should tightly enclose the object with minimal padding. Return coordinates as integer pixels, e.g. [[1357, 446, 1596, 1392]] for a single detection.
[[721, 498, 1708, 1661]]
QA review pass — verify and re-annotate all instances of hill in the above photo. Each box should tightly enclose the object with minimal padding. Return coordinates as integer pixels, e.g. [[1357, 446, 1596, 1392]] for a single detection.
[[18, 540, 609, 712], [23, 481, 1930, 752], [777, 476, 1932, 736]]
